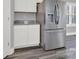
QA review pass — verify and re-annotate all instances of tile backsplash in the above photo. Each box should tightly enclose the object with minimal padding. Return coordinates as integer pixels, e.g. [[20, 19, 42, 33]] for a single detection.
[[14, 12, 36, 21]]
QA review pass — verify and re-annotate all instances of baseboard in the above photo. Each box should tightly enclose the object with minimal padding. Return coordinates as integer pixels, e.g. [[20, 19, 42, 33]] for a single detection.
[[15, 46, 41, 52], [3, 52, 9, 58], [3, 48, 14, 58], [8, 48, 14, 55]]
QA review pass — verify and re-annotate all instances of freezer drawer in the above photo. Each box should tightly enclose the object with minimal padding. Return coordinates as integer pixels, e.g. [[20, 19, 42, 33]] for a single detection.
[[43, 29, 66, 50]]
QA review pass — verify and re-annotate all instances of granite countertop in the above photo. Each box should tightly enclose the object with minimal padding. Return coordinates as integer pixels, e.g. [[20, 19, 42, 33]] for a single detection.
[[14, 23, 40, 25], [14, 20, 40, 25]]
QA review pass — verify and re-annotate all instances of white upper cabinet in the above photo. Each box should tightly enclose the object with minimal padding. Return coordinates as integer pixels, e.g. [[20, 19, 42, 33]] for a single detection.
[[14, 0, 37, 12]]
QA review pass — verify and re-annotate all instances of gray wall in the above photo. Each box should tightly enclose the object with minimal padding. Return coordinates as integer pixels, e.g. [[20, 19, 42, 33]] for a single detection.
[[14, 12, 36, 21]]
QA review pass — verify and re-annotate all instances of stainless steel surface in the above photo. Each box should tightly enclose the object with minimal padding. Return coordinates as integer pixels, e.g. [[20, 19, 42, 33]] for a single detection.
[[37, 0, 66, 50], [44, 29, 65, 50], [44, 0, 66, 30]]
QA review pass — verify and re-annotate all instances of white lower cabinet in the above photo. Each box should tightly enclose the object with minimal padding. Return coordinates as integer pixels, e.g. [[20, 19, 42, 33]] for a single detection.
[[14, 25, 40, 48]]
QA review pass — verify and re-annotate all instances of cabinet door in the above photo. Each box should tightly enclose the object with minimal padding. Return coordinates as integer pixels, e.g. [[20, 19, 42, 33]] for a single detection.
[[14, 26, 29, 48], [14, 25, 40, 48], [27, 25, 40, 46], [15, 0, 36, 12]]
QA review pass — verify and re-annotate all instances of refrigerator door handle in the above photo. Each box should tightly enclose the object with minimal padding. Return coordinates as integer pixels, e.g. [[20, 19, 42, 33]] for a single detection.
[[44, 13, 46, 24], [54, 3, 59, 25], [56, 4, 59, 24], [54, 5, 56, 24]]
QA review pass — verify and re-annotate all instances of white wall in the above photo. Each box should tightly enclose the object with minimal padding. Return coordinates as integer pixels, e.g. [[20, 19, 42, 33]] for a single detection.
[[3, 0, 10, 57], [3, 0, 14, 58]]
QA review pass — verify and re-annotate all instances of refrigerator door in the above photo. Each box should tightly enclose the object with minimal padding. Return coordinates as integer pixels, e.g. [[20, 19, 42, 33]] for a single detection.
[[45, 0, 66, 29], [55, 1, 66, 28], [45, 0, 56, 29], [43, 29, 65, 50]]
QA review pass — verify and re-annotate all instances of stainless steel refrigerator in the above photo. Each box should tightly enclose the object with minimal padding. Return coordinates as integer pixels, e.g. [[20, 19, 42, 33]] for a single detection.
[[37, 0, 66, 50]]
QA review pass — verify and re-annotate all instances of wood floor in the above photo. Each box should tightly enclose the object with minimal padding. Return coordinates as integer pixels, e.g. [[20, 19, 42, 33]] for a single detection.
[[5, 35, 76, 59]]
